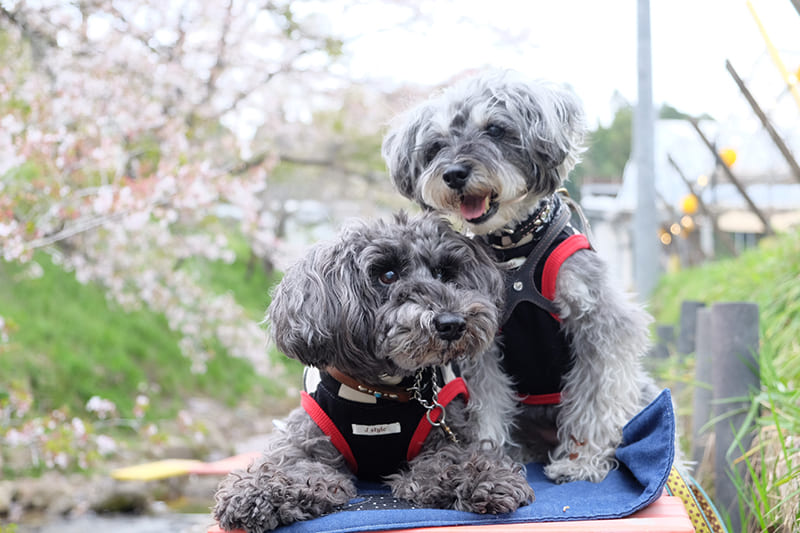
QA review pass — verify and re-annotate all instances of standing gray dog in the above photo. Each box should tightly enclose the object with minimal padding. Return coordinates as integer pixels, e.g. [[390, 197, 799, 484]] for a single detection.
[[213, 213, 534, 532], [382, 70, 661, 484]]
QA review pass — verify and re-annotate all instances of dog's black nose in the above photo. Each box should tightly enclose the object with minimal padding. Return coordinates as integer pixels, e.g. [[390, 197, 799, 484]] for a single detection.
[[442, 163, 471, 189], [434, 313, 466, 341]]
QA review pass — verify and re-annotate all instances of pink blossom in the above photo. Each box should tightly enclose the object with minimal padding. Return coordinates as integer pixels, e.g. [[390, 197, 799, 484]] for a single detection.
[[53, 452, 69, 470], [95, 435, 117, 456], [4, 429, 25, 447], [86, 396, 117, 419], [71, 417, 87, 438]]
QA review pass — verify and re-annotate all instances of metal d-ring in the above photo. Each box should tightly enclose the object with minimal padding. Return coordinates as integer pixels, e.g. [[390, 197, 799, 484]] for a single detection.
[[410, 370, 458, 443]]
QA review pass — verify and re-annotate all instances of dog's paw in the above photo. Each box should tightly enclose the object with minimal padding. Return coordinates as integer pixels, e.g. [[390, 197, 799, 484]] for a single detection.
[[543, 453, 617, 484], [214, 480, 279, 533], [214, 467, 356, 532], [392, 443, 534, 514], [459, 469, 535, 514]]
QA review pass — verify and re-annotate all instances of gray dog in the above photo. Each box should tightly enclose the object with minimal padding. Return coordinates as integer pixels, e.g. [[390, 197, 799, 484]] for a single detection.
[[382, 70, 662, 484], [213, 213, 534, 532]]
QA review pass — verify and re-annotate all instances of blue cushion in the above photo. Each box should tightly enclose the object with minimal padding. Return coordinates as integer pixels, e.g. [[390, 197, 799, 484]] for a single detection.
[[276, 389, 675, 533]]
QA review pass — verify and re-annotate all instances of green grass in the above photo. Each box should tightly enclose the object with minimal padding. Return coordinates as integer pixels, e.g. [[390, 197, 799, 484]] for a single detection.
[[652, 228, 799, 370], [650, 227, 800, 531], [0, 246, 293, 422], [1, 255, 183, 417], [182, 235, 282, 322]]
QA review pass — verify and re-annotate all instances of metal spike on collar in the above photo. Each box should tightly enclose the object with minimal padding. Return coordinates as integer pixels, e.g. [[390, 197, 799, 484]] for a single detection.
[[488, 194, 559, 248]]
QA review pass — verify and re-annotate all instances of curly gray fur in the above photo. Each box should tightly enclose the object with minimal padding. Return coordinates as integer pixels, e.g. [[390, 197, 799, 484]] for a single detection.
[[213, 213, 534, 532], [387, 440, 533, 514], [382, 70, 674, 484]]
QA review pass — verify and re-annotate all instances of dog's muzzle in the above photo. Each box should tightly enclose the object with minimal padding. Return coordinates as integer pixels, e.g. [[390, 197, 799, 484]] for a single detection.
[[440, 164, 500, 223]]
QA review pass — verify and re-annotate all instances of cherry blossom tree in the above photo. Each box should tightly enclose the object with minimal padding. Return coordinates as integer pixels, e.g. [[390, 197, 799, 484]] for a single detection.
[[1, 0, 353, 374]]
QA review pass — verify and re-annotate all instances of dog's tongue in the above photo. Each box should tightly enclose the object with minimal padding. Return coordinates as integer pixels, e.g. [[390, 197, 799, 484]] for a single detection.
[[460, 195, 489, 221]]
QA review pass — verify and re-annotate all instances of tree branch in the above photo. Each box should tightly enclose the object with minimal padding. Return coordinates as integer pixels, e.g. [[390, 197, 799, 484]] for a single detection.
[[26, 211, 131, 250], [200, 0, 234, 107], [0, 5, 58, 64], [277, 154, 382, 182]]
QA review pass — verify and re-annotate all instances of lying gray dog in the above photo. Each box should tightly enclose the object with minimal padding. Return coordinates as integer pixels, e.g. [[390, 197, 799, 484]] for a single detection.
[[382, 70, 662, 484], [213, 213, 534, 532]]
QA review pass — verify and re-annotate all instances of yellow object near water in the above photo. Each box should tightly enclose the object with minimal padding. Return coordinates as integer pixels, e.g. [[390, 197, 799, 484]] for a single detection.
[[110, 451, 261, 480], [111, 459, 204, 481]]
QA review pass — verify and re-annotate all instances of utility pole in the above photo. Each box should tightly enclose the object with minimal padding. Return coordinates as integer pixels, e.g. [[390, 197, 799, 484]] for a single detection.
[[633, 0, 659, 299]]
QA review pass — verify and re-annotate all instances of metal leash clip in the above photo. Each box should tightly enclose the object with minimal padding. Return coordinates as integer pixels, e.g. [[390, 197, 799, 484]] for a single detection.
[[409, 368, 459, 443]]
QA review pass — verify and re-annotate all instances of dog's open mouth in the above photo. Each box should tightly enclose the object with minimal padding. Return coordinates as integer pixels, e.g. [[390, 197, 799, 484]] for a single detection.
[[460, 193, 498, 224]]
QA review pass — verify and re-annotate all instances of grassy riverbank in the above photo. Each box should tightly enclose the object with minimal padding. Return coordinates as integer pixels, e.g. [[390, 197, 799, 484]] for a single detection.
[[0, 245, 298, 478], [650, 227, 800, 531]]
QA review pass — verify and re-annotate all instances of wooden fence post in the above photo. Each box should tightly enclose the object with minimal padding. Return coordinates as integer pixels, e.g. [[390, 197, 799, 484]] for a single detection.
[[691, 307, 713, 471], [652, 324, 675, 359], [678, 300, 705, 355], [710, 302, 760, 531]]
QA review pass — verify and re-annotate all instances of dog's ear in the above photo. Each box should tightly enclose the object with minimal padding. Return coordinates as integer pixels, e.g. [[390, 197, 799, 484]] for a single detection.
[[381, 106, 433, 201], [267, 237, 376, 369], [501, 80, 586, 188]]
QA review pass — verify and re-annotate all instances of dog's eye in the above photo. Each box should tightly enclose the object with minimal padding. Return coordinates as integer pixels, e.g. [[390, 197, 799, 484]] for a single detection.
[[379, 270, 399, 285], [423, 142, 443, 165], [485, 124, 505, 138], [431, 267, 451, 282]]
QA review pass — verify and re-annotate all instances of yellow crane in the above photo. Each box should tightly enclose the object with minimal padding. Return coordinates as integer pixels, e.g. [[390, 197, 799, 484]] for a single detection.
[[746, 0, 800, 111]]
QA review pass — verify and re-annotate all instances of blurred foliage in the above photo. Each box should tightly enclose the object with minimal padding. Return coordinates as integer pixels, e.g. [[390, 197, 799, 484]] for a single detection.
[[0, 247, 293, 422], [651, 228, 799, 375], [650, 227, 800, 531], [572, 105, 633, 186], [0, 0, 387, 482], [572, 102, 710, 189]]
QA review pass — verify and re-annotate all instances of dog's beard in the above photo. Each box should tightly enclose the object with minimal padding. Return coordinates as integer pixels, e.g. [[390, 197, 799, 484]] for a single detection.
[[418, 161, 538, 235], [376, 300, 498, 372]]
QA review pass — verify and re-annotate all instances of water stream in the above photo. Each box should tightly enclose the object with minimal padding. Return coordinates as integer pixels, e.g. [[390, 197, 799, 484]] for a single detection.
[[17, 512, 215, 533]]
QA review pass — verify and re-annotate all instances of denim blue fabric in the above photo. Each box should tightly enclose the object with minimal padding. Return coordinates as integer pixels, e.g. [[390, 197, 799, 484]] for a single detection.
[[275, 389, 675, 533]]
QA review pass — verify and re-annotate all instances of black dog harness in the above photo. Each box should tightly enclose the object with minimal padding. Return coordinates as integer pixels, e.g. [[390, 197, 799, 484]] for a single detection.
[[485, 197, 592, 406], [301, 364, 468, 481]]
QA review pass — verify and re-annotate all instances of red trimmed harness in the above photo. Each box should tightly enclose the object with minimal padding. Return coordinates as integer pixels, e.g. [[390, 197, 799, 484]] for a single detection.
[[542, 233, 592, 321], [301, 370, 468, 479], [498, 204, 592, 406], [406, 377, 468, 460]]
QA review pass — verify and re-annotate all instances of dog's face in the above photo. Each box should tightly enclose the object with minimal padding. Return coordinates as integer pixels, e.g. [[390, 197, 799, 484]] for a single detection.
[[268, 213, 505, 383], [382, 71, 586, 235]]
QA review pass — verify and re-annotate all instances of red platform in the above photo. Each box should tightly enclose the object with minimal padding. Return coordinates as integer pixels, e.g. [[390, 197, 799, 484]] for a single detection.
[[207, 492, 693, 533]]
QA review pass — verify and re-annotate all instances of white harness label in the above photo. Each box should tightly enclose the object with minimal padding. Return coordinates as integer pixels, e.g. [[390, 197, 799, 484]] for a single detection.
[[351, 422, 402, 436]]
